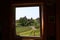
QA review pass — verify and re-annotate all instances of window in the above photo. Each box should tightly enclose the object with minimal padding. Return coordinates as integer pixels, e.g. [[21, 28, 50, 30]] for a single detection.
[[15, 6, 40, 37], [11, 3, 44, 40]]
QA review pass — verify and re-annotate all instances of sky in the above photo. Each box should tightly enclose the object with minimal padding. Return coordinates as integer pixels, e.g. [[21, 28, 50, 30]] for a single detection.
[[15, 6, 40, 20]]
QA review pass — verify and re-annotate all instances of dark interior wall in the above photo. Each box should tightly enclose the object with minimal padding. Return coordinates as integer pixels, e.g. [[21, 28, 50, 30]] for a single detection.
[[56, 1, 60, 40], [1, 1, 10, 40], [46, 4, 56, 40], [0, 0, 56, 40]]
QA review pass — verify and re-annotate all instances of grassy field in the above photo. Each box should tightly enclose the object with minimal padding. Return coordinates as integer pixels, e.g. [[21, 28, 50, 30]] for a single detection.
[[16, 26, 40, 36]]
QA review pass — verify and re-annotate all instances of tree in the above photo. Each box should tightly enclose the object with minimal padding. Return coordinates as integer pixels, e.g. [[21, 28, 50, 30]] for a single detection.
[[16, 16, 40, 27], [36, 18, 40, 23], [19, 16, 28, 26], [29, 18, 35, 26], [35, 18, 40, 28]]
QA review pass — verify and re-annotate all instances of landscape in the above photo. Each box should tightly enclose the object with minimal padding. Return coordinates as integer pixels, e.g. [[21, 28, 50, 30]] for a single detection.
[[16, 7, 40, 36], [16, 16, 40, 36]]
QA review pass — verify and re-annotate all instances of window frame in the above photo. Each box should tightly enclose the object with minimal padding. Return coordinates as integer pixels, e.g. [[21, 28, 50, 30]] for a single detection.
[[11, 2, 44, 40]]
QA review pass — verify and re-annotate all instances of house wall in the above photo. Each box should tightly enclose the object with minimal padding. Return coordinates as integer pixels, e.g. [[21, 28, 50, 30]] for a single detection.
[[0, 0, 56, 40]]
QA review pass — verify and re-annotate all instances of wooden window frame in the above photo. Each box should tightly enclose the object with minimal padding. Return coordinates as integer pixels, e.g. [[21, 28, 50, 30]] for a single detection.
[[11, 2, 44, 40]]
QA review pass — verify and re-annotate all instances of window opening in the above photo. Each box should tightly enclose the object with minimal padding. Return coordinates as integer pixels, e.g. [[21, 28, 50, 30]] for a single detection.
[[15, 6, 40, 37]]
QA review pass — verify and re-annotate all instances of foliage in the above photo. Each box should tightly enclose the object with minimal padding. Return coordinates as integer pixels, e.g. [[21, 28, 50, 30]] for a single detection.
[[16, 16, 40, 36], [19, 16, 28, 26], [16, 16, 40, 27]]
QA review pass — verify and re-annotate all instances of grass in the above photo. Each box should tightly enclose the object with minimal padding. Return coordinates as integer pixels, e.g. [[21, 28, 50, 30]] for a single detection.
[[16, 26, 40, 36]]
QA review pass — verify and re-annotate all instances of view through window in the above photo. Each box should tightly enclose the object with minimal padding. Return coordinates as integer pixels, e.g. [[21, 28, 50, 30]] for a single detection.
[[15, 6, 40, 37]]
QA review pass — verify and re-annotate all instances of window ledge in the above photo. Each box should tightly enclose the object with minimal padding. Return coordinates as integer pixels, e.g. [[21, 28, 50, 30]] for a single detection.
[[17, 35, 40, 39]]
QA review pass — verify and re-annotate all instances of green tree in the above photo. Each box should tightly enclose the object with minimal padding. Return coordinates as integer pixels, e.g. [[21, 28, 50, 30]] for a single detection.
[[29, 18, 35, 26], [36, 18, 40, 23], [35, 18, 40, 28], [19, 16, 28, 26]]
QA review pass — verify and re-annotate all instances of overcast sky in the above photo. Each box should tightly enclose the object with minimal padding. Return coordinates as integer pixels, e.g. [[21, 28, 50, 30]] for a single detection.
[[15, 6, 40, 20]]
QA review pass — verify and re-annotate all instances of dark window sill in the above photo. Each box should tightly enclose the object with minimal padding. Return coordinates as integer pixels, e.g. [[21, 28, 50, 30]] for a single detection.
[[16, 35, 41, 39]]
